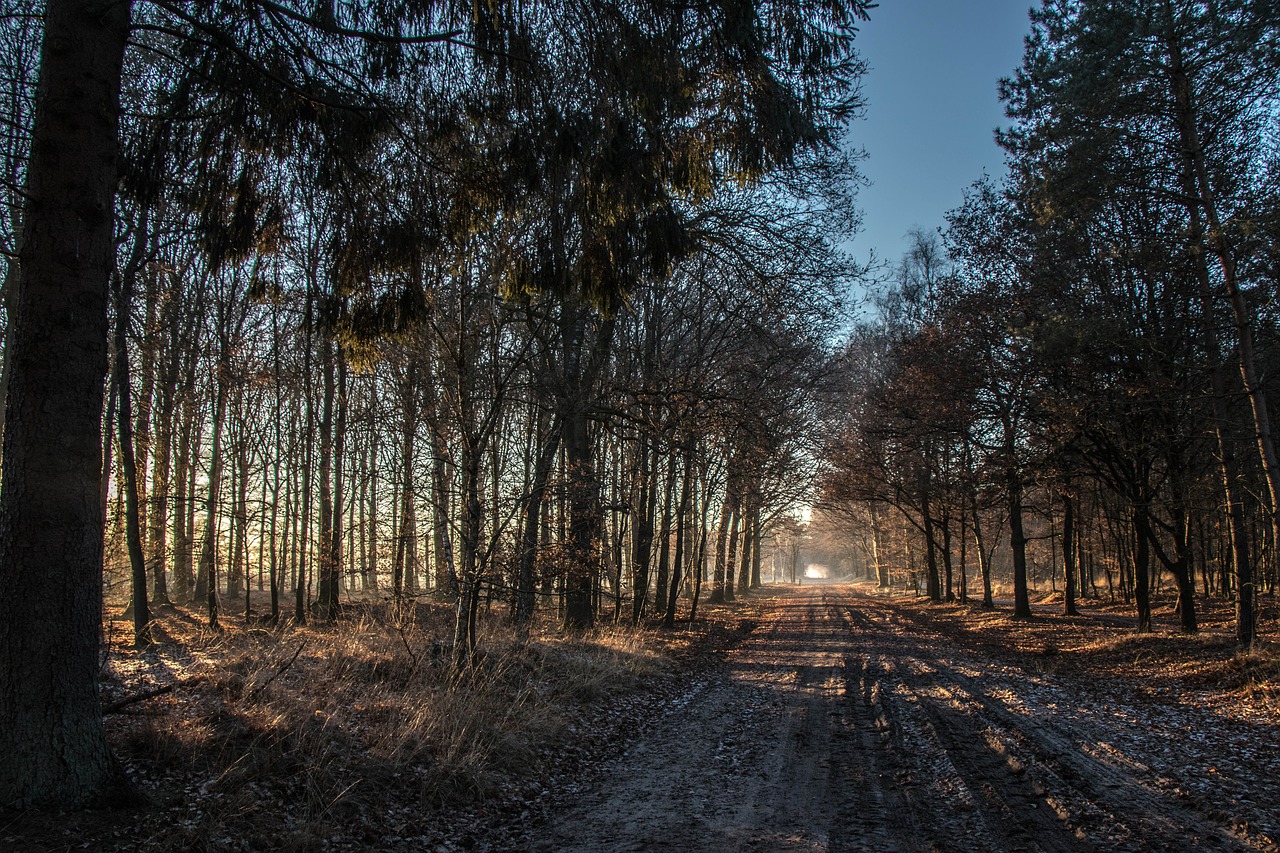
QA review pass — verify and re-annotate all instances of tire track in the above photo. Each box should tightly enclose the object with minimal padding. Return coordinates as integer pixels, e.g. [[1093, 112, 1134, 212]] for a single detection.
[[530, 585, 1262, 852], [841, 589, 1257, 852]]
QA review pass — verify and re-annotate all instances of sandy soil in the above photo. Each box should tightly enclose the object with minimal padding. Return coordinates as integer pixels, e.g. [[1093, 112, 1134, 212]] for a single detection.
[[520, 584, 1277, 852]]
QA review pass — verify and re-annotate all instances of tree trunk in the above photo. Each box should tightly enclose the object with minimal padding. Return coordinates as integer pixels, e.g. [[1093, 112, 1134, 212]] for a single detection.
[[194, 377, 228, 629], [708, 474, 733, 604], [114, 267, 151, 649], [1170, 508, 1198, 633], [1009, 466, 1031, 618], [662, 442, 694, 628], [366, 410, 378, 591], [453, 442, 485, 660], [390, 478, 403, 595], [0, 0, 132, 807], [237, 434, 252, 618], [316, 331, 335, 614], [356, 404, 369, 591], [1150, 471, 1198, 633], [1133, 502, 1152, 633], [630, 439, 657, 621], [922, 496, 941, 602], [1164, 2, 1280, 534], [431, 426, 456, 594], [737, 511, 753, 593], [736, 483, 753, 595], [939, 509, 954, 602], [331, 348, 347, 600], [608, 477, 624, 622], [654, 453, 675, 616], [689, 466, 709, 621], [147, 284, 181, 607], [749, 500, 763, 589], [558, 304, 614, 631], [1062, 490, 1078, 617], [227, 403, 249, 601], [131, 261, 160, 549], [1079, 505, 1092, 599], [562, 403, 600, 630], [516, 413, 561, 627], [296, 295, 315, 625], [171, 328, 200, 601], [266, 304, 283, 622], [395, 365, 421, 596], [399, 480, 419, 594], [870, 500, 888, 588], [724, 498, 740, 602], [317, 334, 344, 620], [1161, 6, 1257, 646]]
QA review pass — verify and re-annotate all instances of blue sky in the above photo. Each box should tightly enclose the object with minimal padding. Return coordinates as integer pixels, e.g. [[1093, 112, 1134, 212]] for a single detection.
[[848, 0, 1034, 272]]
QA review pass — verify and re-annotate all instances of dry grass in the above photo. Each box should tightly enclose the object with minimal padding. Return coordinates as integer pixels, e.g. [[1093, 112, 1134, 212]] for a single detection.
[[87, 597, 674, 851], [1187, 642, 1280, 699]]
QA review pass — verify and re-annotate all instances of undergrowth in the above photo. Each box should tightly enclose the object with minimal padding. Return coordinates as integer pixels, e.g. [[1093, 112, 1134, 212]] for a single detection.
[[100, 599, 669, 850], [1192, 643, 1280, 698]]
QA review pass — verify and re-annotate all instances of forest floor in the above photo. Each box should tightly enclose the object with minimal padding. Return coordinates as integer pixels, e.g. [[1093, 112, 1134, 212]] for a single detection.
[[3, 583, 1278, 852]]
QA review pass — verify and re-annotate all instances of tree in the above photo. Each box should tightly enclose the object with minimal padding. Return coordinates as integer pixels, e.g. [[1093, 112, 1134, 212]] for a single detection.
[[0, 0, 872, 807], [0, 0, 132, 808], [0, 2, 40, 450], [998, 0, 1280, 643]]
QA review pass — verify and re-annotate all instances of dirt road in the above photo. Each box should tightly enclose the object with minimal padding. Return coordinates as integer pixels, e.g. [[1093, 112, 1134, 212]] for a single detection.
[[531, 585, 1274, 852]]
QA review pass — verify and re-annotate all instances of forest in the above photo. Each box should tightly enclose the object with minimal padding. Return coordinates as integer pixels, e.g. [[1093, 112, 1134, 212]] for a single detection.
[[824, 0, 1280, 646], [2, 0, 1279, 849]]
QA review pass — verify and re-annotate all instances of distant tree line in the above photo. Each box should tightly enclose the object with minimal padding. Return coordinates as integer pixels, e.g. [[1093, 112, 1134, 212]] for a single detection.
[[823, 0, 1280, 648]]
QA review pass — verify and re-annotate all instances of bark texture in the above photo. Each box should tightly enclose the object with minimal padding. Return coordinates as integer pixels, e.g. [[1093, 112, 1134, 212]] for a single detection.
[[0, 0, 132, 808]]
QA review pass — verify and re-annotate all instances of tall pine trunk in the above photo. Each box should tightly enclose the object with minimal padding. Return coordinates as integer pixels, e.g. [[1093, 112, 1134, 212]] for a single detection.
[[0, 0, 132, 807]]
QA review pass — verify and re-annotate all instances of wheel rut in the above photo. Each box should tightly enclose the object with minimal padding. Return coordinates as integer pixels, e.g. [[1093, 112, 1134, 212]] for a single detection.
[[530, 585, 1262, 852]]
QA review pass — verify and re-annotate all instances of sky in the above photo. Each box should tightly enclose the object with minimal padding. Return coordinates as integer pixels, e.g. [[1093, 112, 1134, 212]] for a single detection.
[[847, 0, 1036, 272]]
